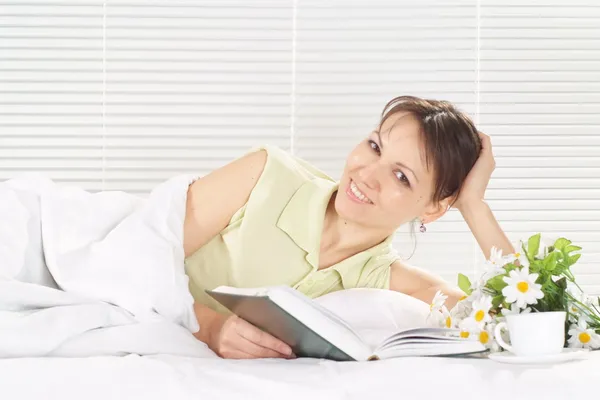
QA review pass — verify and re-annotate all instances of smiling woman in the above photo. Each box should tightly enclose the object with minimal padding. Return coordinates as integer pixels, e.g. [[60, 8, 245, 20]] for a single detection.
[[333, 97, 483, 245], [182, 95, 515, 360]]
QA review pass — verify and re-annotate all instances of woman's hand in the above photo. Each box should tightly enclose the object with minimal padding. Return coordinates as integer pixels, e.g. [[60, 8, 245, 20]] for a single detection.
[[453, 131, 496, 211], [207, 314, 295, 359], [451, 131, 515, 260]]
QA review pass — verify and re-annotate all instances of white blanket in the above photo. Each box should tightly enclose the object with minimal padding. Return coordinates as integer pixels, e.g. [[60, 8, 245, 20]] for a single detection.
[[0, 174, 214, 358], [1, 352, 599, 400]]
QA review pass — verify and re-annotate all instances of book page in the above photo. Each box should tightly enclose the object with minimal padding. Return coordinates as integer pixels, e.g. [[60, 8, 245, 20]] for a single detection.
[[373, 340, 487, 359], [278, 287, 367, 345], [269, 287, 374, 360], [377, 337, 468, 353], [378, 328, 461, 349]]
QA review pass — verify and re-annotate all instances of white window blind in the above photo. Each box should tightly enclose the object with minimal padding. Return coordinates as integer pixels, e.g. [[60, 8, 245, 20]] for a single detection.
[[477, 0, 600, 296], [1, 0, 598, 295]]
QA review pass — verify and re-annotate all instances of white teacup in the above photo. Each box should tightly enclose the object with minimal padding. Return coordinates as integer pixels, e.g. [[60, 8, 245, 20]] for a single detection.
[[494, 311, 566, 356]]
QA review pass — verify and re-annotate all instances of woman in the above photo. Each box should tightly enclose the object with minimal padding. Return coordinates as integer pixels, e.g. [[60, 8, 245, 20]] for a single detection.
[[183, 95, 515, 360]]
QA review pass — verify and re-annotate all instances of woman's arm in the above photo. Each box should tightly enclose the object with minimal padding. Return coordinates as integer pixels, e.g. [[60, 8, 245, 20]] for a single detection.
[[453, 131, 515, 260], [389, 261, 464, 310], [183, 149, 293, 358], [184, 149, 268, 258], [460, 199, 514, 260]]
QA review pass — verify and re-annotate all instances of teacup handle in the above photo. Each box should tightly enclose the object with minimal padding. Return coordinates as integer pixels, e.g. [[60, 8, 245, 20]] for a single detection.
[[494, 322, 513, 353]]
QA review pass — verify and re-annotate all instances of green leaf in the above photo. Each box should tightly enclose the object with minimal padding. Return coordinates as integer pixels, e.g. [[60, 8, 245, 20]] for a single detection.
[[555, 276, 568, 290], [543, 251, 559, 272], [492, 295, 504, 308], [564, 245, 582, 254], [487, 275, 508, 292], [457, 273, 472, 295], [568, 254, 582, 265], [553, 238, 572, 252], [503, 262, 519, 273], [527, 233, 541, 260], [529, 260, 544, 274]]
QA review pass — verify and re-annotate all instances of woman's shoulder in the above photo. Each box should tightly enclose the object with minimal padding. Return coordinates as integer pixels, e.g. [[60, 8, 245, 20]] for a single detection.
[[246, 144, 335, 185]]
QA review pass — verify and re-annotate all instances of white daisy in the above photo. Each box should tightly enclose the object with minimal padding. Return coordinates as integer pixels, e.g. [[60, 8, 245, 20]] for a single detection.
[[441, 306, 456, 329], [488, 246, 505, 265], [566, 286, 591, 323], [505, 250, 529, 268], [477, 323, 500, 352], [469, 295, 493, 327], [481, 261, 506, 283], [502, 266, 544, 308], [466, 287, 484, 303], [568, 318, 600, 350], [469, 277, 485, 293], [429, 290, 447, 312], [458, 317, 480, 340], [568, 301, 585, 323]]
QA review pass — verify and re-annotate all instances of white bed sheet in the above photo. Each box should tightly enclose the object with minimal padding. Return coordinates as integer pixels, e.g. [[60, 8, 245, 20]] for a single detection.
[[1, 352, 599, 400]]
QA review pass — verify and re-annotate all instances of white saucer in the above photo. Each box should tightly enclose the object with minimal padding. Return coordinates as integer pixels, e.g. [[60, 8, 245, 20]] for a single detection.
[[488, 348, 590, 365]]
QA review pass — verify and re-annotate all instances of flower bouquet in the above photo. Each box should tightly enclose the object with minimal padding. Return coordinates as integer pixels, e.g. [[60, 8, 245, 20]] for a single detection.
[[428, 233, 600, 351]]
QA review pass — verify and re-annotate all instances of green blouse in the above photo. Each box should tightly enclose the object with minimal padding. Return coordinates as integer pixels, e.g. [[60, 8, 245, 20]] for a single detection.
[[184, 145, 400, 313]]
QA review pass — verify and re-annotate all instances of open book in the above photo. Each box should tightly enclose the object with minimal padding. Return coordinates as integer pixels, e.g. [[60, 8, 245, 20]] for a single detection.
[[206, 286, 487, 362]]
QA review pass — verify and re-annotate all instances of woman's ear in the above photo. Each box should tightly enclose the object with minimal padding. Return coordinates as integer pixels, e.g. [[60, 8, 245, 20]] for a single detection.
[[421, 196, 454, 224]]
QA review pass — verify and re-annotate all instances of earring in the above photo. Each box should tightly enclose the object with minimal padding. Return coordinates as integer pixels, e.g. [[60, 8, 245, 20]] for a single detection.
[[419, 220, 427, 233]]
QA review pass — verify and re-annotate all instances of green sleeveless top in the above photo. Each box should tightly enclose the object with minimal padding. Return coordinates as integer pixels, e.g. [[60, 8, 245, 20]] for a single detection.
[[184, 145, 400, 314]]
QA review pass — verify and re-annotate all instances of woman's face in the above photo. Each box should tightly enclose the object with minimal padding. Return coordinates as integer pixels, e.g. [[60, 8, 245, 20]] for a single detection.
[[335, 111, 445, 232]]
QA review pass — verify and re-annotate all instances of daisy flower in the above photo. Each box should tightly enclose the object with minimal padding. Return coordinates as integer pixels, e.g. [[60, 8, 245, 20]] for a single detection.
[[477, 323, 500, 352], [481, 259, 506, 282], [488, 246, 505, 266], [505, 243, 530, 268], [567, 288, 594, 322], [502, 266, 544, 308], [469, 295, 493, 327], [475, 246, 507, 286], [458, 317, 480, 340], [568, 318, 600, 350], [429, 290, 447, 312], [441, 306, 455, 329], [568, 301, 585, 323], [507, 251, 529, 268]]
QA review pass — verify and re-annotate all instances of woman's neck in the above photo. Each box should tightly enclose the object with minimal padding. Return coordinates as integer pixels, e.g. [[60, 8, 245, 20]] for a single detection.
[[318, 191, 391, 269]]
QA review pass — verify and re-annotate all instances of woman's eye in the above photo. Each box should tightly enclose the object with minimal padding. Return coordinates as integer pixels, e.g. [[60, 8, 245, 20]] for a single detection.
[[395, 170, 410, 187], [369, 139, 410, 187], [368, 140, 381, 154]]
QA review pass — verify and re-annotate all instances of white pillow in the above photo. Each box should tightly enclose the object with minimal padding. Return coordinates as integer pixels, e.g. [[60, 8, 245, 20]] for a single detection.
[[314, 288, 431, 346]]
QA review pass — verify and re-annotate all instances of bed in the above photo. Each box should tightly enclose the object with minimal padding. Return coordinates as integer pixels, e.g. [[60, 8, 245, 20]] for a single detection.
[[2, 176, 598, 400], [2, 352, 599, 400]]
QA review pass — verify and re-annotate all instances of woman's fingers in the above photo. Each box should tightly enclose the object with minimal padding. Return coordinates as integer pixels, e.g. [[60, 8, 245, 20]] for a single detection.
[[235, 317, 293, 357], [219, 348, 258, 360], [478, 131, 492, 149], [236, 333, 292, 359]]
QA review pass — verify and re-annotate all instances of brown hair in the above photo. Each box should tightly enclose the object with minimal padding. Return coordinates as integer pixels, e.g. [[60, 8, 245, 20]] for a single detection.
[[377, 95, 482, 207]]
